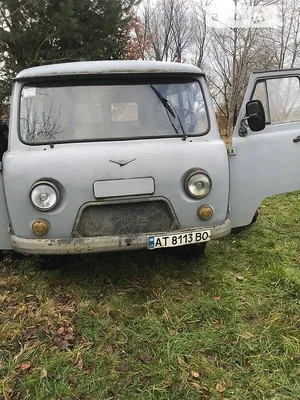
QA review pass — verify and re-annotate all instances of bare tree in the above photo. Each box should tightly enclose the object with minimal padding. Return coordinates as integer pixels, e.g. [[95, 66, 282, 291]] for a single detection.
[[170, 0, 193, 62], [142, 0, 175, 60], [133, 0, 300, 136], [139, 0, 193, 61], [263, 0, 300, 69], [205, 0, 280, 134], [190, 0, 211, 69]]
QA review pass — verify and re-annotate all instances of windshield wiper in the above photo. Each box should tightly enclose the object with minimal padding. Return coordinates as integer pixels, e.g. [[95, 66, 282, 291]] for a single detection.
[[150, 85, 187, 140]]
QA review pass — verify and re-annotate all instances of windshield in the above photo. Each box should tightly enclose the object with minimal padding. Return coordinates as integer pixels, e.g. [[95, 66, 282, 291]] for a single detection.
[[19, 79, 209, 144]]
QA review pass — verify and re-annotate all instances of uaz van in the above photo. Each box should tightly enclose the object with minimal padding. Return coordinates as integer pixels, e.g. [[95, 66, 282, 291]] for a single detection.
[[0, 61, 299, 258]]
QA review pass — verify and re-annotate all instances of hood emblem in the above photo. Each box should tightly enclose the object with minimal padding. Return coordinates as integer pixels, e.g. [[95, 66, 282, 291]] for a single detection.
[[109, 158, 136, 167]]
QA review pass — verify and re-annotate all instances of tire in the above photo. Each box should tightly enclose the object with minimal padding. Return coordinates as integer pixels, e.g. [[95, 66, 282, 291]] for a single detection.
[[231, 210, 259, 234]]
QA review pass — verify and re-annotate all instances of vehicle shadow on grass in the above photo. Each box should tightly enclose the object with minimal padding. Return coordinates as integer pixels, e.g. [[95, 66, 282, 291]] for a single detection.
[[15, 246, 212, 303]]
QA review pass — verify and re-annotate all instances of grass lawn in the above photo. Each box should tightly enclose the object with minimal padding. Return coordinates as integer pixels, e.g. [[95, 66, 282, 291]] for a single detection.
[[1, 193, 300, 400]]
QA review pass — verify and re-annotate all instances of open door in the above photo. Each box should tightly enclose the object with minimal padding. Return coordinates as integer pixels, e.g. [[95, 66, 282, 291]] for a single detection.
[[230, 69, 300, 228]]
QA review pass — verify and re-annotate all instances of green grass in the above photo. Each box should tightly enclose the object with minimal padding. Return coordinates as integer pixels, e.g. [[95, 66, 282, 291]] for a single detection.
[[1, 193, 300, 400]]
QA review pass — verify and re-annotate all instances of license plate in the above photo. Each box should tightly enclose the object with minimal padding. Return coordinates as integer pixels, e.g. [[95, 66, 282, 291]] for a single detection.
[[147, 230, 211, 250]]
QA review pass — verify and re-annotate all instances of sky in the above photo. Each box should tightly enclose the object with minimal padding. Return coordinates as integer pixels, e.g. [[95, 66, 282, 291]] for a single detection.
[[143, 0, 280, 29], [205, 0, 279, 29]]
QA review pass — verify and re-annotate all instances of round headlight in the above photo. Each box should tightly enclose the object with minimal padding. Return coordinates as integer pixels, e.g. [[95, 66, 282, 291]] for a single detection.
[[30, 182, 59, 211], [185, 172, 211, 199]]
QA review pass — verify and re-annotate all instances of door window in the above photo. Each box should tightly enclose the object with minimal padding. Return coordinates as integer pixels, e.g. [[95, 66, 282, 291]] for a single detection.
[[252, 77, 300, 125]]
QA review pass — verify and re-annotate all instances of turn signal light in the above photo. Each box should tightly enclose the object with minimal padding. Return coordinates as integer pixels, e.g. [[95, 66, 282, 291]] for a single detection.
[[32, 219, 50, 236], [197, 205, 214, 221]]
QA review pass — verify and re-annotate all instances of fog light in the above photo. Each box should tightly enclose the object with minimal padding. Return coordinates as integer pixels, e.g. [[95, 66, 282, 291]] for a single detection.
[[32, 219, 50, 236], [197, 205, 214, 221]]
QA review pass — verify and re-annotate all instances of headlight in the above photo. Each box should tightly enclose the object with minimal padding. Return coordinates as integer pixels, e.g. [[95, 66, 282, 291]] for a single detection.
[[185, 171, 212, 199], [30, 181, 60, 211]]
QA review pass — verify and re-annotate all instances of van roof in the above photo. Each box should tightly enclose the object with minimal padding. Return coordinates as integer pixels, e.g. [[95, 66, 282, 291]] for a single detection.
[[15, 60, 203, 80]]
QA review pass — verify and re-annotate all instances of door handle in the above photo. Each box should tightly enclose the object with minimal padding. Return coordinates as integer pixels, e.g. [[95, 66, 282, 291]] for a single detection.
[[293, 135, 300, 143]]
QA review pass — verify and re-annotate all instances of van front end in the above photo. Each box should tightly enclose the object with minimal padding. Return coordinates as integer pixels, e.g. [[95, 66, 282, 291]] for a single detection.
[[6, 139, 231, 255], [5, 61, 231, 256]]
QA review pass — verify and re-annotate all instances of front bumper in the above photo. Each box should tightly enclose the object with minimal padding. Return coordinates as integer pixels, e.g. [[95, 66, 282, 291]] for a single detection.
[[11, 219, 231, 255]]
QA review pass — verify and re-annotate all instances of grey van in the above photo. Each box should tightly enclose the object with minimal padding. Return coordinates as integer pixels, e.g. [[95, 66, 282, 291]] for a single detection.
[[0, 61, 299, 257]]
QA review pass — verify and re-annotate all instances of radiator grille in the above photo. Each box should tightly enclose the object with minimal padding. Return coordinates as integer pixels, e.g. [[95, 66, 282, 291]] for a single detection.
[[75, 200, 179, 237]]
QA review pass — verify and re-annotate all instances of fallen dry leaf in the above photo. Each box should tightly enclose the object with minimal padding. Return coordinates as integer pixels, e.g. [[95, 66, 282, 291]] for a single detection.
[[236, 275, 245, 282], [169, 330, 177, 336], [40, 368, 48, 378], [67, 373, 77, 385], [216, 381, 226, 393], [178, 356, 185, 366], [107, 390, 116, 399], [78, 358, 84, 370], [116, 363, 127, 372], [241, 331, 253, 340], [40, 368, 55, 379], [190, 370, 200, 379], [239, 296, 247, 302], [53, 337, 69, 349], [291, 353, 300, 360], [64, 333, 75, 342], [53, 331, 74, 350], [84, 363, 94, 375], [139, 355, 153, 364], [57, 327, 65, 335], [191, 382, 201, 391], [20, 361, 31, 373], [213, 296, 221, 301]]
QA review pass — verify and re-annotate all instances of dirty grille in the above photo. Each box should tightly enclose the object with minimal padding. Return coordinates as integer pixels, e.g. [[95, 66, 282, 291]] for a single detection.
[[75, 200, 179, 237]]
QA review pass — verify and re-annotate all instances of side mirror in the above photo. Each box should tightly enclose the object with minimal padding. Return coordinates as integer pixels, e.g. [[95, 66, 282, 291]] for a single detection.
[[246, 100, 266, 132]]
